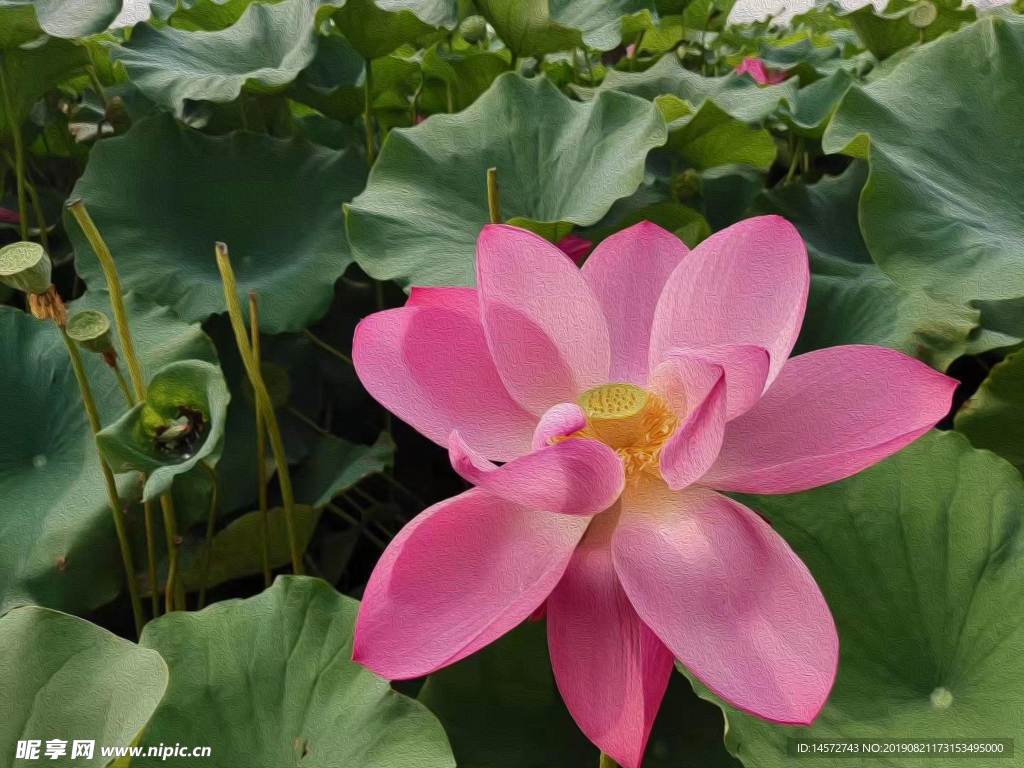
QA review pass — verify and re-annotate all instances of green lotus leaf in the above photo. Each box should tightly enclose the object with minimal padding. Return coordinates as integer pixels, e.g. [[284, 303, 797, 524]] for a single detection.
[[289, 32, 366, 119], [0, 606, 168, 766], [473, 0, 583, 57], [293, 431, 395, 509], [419, 41, 511, 113], [546, 0, 656, 51], [956, 350, 1024, 474], [346, 73, 666, 288], [824, 16, 1024, 340], [0, 35, 88, 134], [0, 291, 215, 616], [843, 0, 975, 60], [781, 68, 855, 138], [108, 0, 319, 116], [750, 162, 1013, 371], [0, 0, 122, 43], [329, 0, 456, 59], [135, 576, 456, 768], [685, 431, 1024, 767], [585, 200, 711, 249], [420, 619, 739, 767], [657, 96, 777, 170], [66, 113, 367, 333]]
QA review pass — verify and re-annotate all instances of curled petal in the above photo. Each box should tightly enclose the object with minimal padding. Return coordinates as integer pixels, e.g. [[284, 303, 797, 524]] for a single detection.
[[354, 487, 588, 679], [477, 224, 611, 413], [533, 402, 588, 451], [582, 222, 690, 386], [613, 482, 838, 725], [658, 364, 727, 491], [650, 216, 808, 389], [353, 302, 536, 461], [703, 345, 958, 494], [548, 507, 673, 768], [448, 429, 498, 484], [473, 439, 625, 516]]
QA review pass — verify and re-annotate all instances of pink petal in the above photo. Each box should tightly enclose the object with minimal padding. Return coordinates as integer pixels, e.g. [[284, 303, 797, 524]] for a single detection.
[[649, 216, 808, 390], [0, 207, 20, 225], [547, 507, 673, 768], [556, 233, 594, 265], [612, 482, 838, 725], [583, 222, 690, 386], [650, 344, 769, 420], [736, 57, 788, 85], [473, 439, 625, 516], [533, 402, 588, 451], [659, 365, 727, 491], [354, 487, 589, 679], [477, 224, 611, 413], [353, 303, 536, 461], [448, 429, 498, 483], [406, 286, 478, 313], [703, 345, 957, 494]]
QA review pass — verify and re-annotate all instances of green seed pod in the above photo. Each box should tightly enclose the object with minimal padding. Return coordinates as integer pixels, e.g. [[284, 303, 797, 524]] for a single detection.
[[66, 309, 115, 355], [0, 241, 51, 295], [909, 1, 937, 28], [460, 15, 488, 44]]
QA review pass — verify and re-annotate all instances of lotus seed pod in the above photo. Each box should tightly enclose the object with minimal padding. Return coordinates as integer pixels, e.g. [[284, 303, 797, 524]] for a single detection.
[[909, 1, 937, 28], [460, 15, 487, 43], [0, 241, 51, 295], [66, 309, 115, 355]]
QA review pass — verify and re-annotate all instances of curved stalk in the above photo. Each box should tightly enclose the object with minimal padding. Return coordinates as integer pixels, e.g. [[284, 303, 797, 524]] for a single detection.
[[487, 167, 501, 225], [60, 327, 144, 636], [112, 361, 133, 406], [197, 461, 220, 608], [160, 494, 180, 612], [143, 498, 159, 617], [215, 244, 303, 575], [249, 291, 272, 589], [0, 59, 29, 241], [302, 328, 352, 365]]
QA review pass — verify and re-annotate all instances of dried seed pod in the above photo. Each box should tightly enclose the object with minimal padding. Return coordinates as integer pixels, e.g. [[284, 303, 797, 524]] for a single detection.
[[0, 241, 51, 296], [909, 1, 937, 28]]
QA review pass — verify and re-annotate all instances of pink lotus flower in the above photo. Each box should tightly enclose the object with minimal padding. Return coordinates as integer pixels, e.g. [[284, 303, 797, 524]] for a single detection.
[[0, 207, 20, 225], [556, 232, 594, 264], [352, 218, 955, 767], [736, 56, 789, 85]]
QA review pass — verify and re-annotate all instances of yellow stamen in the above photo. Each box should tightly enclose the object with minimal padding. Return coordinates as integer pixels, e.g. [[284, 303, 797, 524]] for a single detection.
[[558, 383, 678, 480]]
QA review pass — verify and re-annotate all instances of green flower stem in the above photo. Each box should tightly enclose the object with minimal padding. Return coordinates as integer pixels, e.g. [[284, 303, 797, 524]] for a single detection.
[[197, 461, 220, 609], [599, 753, 619, 768], [629, 32, 645, 69], [487, 167, 501, 224], [160, 493, 180, 613], [59, 325, 144, 636], [364, 59, 375, 165], [302, 328, 353, 365], [287, 406, 332, 436], [215, 243, 303, 575], [0, 59, 29, 241], [143, 498, 159, 617], [67, 200, 147, 401], [785, 136, 806, 185], [409, 79, 423, 126], [24, 172, 49, 254], [250, 291, 272, 589], [112, 361, 133, 406]]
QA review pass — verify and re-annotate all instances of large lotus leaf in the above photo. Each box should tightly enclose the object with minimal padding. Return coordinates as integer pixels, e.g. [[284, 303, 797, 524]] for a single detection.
[[419, 42, 511, 113], [0, 0, 121, 42], [0, 36, 88, 134], [289, 32, 366, 118], [346, 73, 665, 288], [547, 0, 655, 50], [0, 292, 215, 617], [419, 619, 739, 767], [108, 0, 319, 116], [956, 351, 1024, 474], [750, 162, 1012, 371], [96, 360, 229, 503], [0, 606, 168, 767], [66, 113, 366, 334], [135, 576, 455, 767], [683, 431, 1024, 767], [844, 0, 976, 60], [327, 0, 458, 60], [474, 0, 584, 57], [824, 16, 1024, 339], [781, 68, 855, 138], [657, 96, 777, 170]]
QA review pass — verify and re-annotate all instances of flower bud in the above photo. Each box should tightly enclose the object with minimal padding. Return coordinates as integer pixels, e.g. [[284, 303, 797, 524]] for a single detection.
[[66, 309, 115, 356], [0, 241, 52, 296], [909, 1, 937, 28], [460, 15, 487, 44]]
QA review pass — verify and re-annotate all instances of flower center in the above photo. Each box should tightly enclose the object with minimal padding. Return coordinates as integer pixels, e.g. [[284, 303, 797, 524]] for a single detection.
[[561, 383, 678, 480]]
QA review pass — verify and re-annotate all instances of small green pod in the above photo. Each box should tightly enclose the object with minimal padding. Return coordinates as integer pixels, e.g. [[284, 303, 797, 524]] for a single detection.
[[66, 309, 115, 355]]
